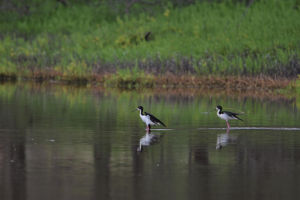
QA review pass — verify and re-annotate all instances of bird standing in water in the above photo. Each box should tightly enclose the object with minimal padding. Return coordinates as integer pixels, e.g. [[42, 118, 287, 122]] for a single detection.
[[132, 106, 166, 131], [211, 105, 244, 129]]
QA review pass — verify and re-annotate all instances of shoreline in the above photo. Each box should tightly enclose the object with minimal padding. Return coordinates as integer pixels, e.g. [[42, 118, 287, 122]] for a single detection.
[[0, 80, 297, 104], [0, 72, 295, 90]]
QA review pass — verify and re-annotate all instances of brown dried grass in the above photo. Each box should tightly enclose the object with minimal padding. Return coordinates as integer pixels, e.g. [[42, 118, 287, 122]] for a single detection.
[[153, 74, 291, 90], [3, 69, 293, 90]]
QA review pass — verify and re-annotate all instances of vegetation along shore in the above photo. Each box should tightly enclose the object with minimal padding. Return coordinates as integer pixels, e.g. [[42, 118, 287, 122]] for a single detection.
[[0, 0, 300, 89]]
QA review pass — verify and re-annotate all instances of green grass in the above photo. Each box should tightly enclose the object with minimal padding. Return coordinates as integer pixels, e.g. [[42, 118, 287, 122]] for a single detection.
[[278, 75, 300, 94], [105, 61, 155, 87], [0, 0, 300, 80]]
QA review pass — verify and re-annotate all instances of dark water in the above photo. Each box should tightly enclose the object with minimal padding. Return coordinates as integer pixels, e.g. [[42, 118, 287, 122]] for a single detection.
[[0, 83, 300, 200]]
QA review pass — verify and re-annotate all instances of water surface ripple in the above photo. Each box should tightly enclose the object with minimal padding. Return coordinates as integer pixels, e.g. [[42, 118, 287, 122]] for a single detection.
[[0, 83, 299, 200]]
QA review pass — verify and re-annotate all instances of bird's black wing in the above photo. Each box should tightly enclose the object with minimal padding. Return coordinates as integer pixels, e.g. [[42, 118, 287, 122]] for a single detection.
[[224, 111, 244, 122], [224, 111, 244, 115], [145, 112, 166, 127]]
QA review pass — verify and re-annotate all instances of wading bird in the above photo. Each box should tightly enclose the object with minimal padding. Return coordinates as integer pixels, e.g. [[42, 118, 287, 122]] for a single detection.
[[132, 106, 166, 131], [211, 105, 244, 128]]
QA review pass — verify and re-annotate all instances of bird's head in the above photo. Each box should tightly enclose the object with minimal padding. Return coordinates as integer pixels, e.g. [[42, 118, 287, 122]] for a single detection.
[[210, 105, 222, 112], [132, 106, 143, 112]]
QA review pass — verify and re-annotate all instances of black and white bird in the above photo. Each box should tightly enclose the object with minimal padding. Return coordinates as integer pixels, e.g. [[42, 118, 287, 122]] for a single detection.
[[132, 106, 166, 131], [211, 105, 244, 128]]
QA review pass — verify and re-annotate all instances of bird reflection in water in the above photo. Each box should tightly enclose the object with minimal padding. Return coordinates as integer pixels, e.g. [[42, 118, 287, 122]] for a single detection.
[[137, 131, 162, 152], [216, 128, 238, 149]]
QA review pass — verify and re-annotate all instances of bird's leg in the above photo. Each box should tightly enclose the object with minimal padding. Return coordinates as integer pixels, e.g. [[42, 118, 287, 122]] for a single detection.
[[226, 121, 230, 129], [146, 125, 150, 132], [226, 128, 230, 134]]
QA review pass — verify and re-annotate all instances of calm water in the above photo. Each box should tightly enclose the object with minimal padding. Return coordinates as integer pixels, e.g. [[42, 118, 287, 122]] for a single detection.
[[0, 83, 300, 200]]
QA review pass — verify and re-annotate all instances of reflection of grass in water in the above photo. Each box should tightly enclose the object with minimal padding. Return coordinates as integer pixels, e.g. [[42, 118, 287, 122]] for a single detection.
[[0, 0, 299, 80], [0, 83, 18, 100], [0, 83, 299, 130], [277, 76, 300, 109]]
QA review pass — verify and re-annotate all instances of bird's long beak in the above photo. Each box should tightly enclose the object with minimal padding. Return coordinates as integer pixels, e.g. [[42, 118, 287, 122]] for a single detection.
[[132, 109, 138, 112], [210, 108, 216, 112]]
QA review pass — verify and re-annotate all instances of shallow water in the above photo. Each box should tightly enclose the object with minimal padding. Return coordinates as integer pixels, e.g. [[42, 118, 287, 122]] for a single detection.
[[0, 83, 300, 200]]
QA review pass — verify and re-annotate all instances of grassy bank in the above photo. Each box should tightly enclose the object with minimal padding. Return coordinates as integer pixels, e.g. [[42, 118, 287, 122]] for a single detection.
[[0, 0, 300, 88]]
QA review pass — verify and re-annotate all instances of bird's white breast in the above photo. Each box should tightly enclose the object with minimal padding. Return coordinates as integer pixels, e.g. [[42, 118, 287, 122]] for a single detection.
[[140, 114, 157, 125], [140, 114, 148, 123], [217, 112, 228, 120], [217, 112, 236, 121]]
